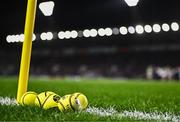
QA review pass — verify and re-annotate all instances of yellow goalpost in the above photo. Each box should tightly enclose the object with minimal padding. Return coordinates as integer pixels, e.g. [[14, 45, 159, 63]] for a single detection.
[[17, 0, 37, 103]]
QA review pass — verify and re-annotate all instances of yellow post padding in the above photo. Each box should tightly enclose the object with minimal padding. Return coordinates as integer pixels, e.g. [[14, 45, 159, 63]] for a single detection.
[[17, 0, 37, 103]]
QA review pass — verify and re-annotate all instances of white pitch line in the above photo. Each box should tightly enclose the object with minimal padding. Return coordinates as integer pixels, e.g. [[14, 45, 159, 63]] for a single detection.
[[0, 97, 179, 121], [86, 106, 180, 122], [0, 97, 17, 106]]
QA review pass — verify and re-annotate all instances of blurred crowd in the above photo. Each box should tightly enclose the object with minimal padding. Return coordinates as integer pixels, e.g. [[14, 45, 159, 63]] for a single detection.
[[146, 66, 180, 80], [0, 63, 142, 78], [0, 51, 180, 81], [1, 62, 180, 81]]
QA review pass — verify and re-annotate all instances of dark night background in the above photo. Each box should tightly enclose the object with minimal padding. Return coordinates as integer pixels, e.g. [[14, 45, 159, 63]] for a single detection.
[[0, 0, 180, 78]]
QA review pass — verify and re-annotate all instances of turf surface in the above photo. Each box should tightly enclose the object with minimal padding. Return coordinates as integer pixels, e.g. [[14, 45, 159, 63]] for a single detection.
[[0, 77, 180, 121]]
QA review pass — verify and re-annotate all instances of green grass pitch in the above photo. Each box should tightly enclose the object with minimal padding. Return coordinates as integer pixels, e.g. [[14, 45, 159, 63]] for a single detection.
[[0, 77, 180, 121]]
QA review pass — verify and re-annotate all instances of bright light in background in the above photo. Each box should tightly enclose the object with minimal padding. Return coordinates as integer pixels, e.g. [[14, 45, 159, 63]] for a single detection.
[[40, 32, 47, 40], [58, 31, 65, 39], [171, 22, 179, 31], [144, 25, 152, 33], [98, 28, 106, 36], [15, 35, 19, 42], [6, 35, 12, 43], [6, 34, 36, 43], [112, 28, 119, 35], [89, 29, 98, 37], [19, 34, 24, 42], [39, 1, 55, 16], [6, 22, 180, 43], [58, 31, 76, 39], [11, 35, 16, 43], [153, 24, 161, 33], [83, 29, 90, 37], [33, 34, 36, 41], [78, 31, 83, 37], [8, 35, 13, 43], [124, 0, 139, 7], [46, 32, 53, 40], [162, 23, 170, 32], [128, 26, 135, 34], [119, 26, 128, 35], [70, 30, 78, 38], [64, 31, 71, 39], [135, 25, 144, 34], [105, 28, 113, 36]]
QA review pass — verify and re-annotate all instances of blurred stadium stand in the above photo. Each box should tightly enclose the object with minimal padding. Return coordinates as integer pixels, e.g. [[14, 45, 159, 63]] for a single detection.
[[1, 43, 180, 80]]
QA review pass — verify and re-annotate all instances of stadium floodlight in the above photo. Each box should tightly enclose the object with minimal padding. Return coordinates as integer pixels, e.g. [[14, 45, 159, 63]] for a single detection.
[[119, 26, 128, 35], [112, 28, 119, 35], [40, 32, 47, 40], [46, 32, 53, 40], [8, 35, 13, 43], [58, 31, 65, 39], [144, 25, 152, 33], [105, 28, 113, 36], [13, 35, 17, 42], [83, 29, 90, 37], [128, 26, 135, 34], [89, 29, 98, 37], [162, 23, 170, 32], [135, 25, 144, 34], [6, 35, 11, 43], [70, 30, 78, 38], [7, 34, 35, 43], [32, 34, 36, 41], [153, 24, 161, 33], [78, 31, 83, 37], [64, 31, 71, 39], [10, 35, 14, 43], [15, 35, 20, 42], [124, 0, 139, 7], [39, 1, 55, 16], [171, 22, 179, 31], [13, 35, 18, 42], [19, 34, 25, 42], [10, 35, 16, 43], [98, 28, 106, 36]]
